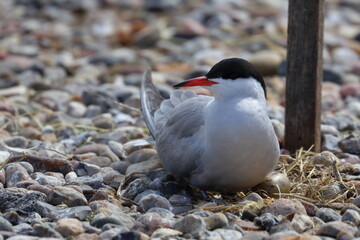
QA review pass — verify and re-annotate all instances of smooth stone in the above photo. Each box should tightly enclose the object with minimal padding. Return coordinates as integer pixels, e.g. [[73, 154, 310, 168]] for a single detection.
[[241, 231, 270, 240], [55, 218, 84, 237], [123, 139, 153, 155], [269, 230, 300, 240], [125, 156, 162, 174], [254, 172, 291, 196], [242, 192, 264, 203], [147, 208, 174, 219], [32, 223, 63, 238], [92, 114, 116, 129], [204, 212, 229, 230], [92, 129, 128, 144], [249, 50, 282, 76], [333, 47, 359, 65], [168, 194, 193, 215], [5, 163, 33, 187], [55, 206, 92, 221], [134, 189, 163, 203], [353, 196, 360, 208], [74, 162, 101, 177], [19, 127, 42, 140], [83, 156, 112, 167], [119, 177, 152, 200], [312, 151, 339, 166], [339, 138, 360, 155], [321, 124, 339, 136], [322, 134, 340, 152], [131, 212, 172, 235], [12, 223, 33, 235], [75, 144, 119, 162], [89, 201, 135, 229], [322, 116, 356, 131], [49, 186, 88, 207], [291, 214, 314, 233], [67, 101, 87, 118], [0, 216, 13, 232], [110, 161, 130, 175], [173, 214, 206, 234], [316, 221, 356, 238], [4, 136, 28, 148], [91, 215, 132, 229], [267, 199, 307, 216], [65, 172, 77, 181], [126, 149, 157, 164], [151, 228, 182, 238], [138, 194, 173, 212], [342, 209, 360, 225], [316, 208, 341, 222], [66, 175, 103, 189], [34, 201, 59, 218], [108, 141, 126, 160]]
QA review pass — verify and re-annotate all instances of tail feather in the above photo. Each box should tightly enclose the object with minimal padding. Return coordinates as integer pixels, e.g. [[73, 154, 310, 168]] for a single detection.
[[140, 69, 164, 138]]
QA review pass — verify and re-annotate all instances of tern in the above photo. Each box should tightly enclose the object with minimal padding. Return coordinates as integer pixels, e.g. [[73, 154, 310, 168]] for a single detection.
[[141, 58, 280, 192]]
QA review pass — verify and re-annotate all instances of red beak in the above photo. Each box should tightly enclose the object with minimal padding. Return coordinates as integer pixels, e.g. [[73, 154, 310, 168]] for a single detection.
[[173, 76, 219, 88]]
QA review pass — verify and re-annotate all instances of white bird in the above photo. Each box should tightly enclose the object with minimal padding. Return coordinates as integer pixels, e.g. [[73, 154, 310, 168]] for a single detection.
[[141, 58, 280, 193]]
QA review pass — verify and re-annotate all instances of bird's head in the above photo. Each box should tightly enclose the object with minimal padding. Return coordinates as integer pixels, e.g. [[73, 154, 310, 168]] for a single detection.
[[174, 58, 267, 101]]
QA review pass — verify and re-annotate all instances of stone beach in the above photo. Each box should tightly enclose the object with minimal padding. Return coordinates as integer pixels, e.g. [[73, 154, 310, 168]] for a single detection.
[[0, 0, 360, 239]]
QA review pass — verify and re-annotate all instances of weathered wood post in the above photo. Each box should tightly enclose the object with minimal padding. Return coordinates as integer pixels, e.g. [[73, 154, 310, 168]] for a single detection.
[[285, 0, 324, 153]]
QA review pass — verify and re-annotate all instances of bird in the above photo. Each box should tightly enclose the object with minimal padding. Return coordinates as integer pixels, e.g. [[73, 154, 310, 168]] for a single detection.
[[140, 58, 280, 193]]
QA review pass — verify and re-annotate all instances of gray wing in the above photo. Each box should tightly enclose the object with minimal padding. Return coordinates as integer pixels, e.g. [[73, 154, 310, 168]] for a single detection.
[[155, 94, 213, 179], [140, 69, 164, 138]]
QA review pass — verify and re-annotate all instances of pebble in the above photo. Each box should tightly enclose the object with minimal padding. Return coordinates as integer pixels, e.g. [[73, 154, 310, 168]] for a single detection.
[[204, 213, 229, 230], [339, 137, 360, 155], [138, 194, 173, 212], [173, 214, 206, 234], [341, 209, 360, 225], [316, 221, 357, 238], [55, 218, 84, 237], [49, 186, 88, 207], [315, 208, 341, 223], [267, 199, 307, 216], [125, 156, 163, 174], [291, 214, 314, 233], [0, 216, 13, 232]]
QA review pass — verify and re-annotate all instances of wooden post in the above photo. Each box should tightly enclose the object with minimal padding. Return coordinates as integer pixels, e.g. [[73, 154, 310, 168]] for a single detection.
[[285, 0, 324, 153]]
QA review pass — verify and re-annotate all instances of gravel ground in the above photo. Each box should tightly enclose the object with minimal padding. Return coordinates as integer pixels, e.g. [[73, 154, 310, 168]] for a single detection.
[[0, 0, 360, 239]]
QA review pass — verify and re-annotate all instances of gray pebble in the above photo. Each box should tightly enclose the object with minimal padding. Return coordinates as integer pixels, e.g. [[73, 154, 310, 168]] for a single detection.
[[138, 193, 173, 212], [49, 186, 88, 207], [173, 214, 206, 234], [339, 137, 360, 155], [316, 221, 356, 238], [4, 136, 28, 148], [316, 208, 341, 222], [0, 216, 13, 232], [321, 134, 340, 152], [291, 214, 314, 233], [342, 209, 360, 225], [146, 207, 174, 219], [204, 212, 229, 230], [12, 223, 33, 235]]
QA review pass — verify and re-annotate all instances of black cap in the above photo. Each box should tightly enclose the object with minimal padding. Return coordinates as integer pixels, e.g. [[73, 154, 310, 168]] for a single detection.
[[205, 58, 266, 96]]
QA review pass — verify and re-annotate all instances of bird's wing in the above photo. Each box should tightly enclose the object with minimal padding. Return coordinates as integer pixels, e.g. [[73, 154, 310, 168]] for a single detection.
[[140, 69, 164, 138], [155, 93, 213, 179]]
